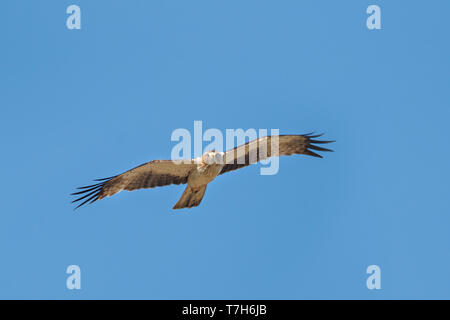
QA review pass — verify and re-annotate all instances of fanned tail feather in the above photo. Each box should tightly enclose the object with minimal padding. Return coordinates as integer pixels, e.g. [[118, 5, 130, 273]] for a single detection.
[[173, 185, 207, 210]]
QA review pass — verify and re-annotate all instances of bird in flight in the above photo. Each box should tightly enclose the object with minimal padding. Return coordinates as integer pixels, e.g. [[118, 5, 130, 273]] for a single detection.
[[72, 133, 334, 210]]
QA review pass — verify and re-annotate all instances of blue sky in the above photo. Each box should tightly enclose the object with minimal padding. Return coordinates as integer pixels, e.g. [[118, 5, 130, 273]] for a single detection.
[[1, 0, 450, 299]]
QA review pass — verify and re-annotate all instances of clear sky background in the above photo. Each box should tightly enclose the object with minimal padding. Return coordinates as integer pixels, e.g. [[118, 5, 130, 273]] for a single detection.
[[1, 0, 450, 299]]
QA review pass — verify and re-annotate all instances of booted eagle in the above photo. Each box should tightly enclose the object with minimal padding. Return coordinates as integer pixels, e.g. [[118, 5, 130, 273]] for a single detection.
[[72, 133, 333, 210]]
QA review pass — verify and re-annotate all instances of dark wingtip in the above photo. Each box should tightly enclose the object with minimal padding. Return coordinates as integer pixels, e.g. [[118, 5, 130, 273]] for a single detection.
[[76, 182, 103, 190], [71, 176, 115, 209], [304, 132, 324, 138], [71, 185, 102, 195], [303, 133, 335, 157], [303, 149, 323, 158], [309, 139, 335, 144], [308, 144, 333, 152], [74, 194, 99, 210], [93, 175, 116, 182]]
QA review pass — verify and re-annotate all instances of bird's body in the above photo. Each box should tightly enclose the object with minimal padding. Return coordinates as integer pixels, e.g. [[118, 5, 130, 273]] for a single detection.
[[72, 134, 334, 210], [172, 152, 224, 209], [188, 153, 224, 188]]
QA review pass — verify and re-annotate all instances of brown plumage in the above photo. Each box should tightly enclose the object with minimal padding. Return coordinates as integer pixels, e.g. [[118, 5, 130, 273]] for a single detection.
[[72, 133, 334, 210], [220, 133, 333, 175]]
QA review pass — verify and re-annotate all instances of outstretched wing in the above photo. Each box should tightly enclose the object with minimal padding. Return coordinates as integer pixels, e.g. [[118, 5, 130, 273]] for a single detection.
[[220, 133, 334, 175], [72, 160, 196, 209]]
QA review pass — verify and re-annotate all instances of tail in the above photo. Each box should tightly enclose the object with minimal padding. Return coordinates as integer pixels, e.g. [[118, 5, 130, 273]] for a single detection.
[[173, 185, 207, 210]]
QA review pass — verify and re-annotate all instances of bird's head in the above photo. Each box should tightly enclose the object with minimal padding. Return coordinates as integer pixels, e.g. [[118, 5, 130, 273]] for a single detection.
[[202, 150, 225, 165]]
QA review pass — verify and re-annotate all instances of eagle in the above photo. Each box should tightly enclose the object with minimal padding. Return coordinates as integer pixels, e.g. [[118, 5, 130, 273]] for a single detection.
[[72, 133, 333, 210]]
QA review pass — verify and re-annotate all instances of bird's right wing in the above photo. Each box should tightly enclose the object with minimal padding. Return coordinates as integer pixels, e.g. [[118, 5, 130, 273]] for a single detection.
[[72, 160, 197, 209]]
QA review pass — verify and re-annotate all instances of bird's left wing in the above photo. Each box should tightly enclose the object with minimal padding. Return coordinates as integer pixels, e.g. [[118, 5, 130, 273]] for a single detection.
[[72, 160, 196, 209], [220, 134, 333, 175]]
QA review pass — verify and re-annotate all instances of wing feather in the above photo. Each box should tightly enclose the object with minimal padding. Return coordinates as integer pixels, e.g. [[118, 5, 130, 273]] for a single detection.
[[219, 134, 334, 175], [72, 160, 196, 209]]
